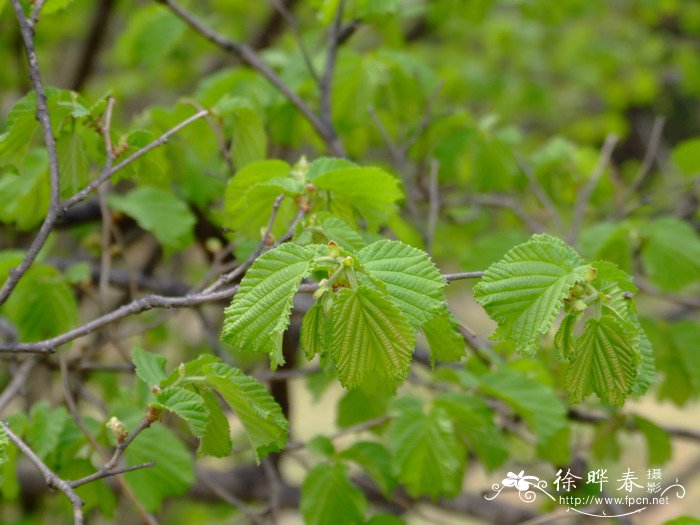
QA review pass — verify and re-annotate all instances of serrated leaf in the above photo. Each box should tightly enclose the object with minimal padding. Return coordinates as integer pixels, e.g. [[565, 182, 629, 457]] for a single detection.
[[313, 167, 403, 228], [56, 130, 89, 197], [42, 0, 77, 14], [641, 217, 700, 291], [479, 368, 567, 445], [318, 215, 366, 251], [222, 243, 314, 367], [554, 311, 580, 359], [0, 424, 9, 477], [301, 462, 367, 525], [153, 387, 209, 437], [474, 234, 590, 354], [387, 399, 465, 498], [422, 306, 465, 365], [0, 149, 50, 230], [160, 354, 220, 388], [230, 105, 267, 168], [199, 363, 288, 462], [566, 314, 641, 406], [359, 240, 445, 328], [301, 302, 331, 360], [197, 389, 232, 457], [331, 286, 415, 392], [132, 347, 167, 387], [339, 441, 396, 496], [434, 392, 508, 470], [108, 187, 196, 252]]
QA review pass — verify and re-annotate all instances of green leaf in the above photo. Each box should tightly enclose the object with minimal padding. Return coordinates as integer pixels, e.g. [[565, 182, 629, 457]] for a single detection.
[[632, 415, 672, 466], [108, 187, 196, 252], [434, 392, 508, 470], [153, 387, 209, 437], [387, 398, 465, 498], [479, 368, 567, 445], [313, 167, 403, 228], [27, 402, 69, 460], [359, 240, 446, 328], [300, 302, 332, 360], [631, 328, 656, 396], [3, 264, 78, 342], [422, 306, 465, 364], [56, 130, 89, 197], [337, 389, 388, 429], [317, 215, 366, 251], [640, 217, 700, 291], [474, 234, 590, 354], [0, 424, 8, 477], [229, 104, 267, 168], [0, 149, 50, 230], [199, 362, 288, 461], [566, 314, 641, 406], [554, 311, 580, 359], [671, 137, 700, 176], [222, 243, 315, 367], [223, 159, 297, 235], [331, 286, 415, 392], [301, 462, 367, 525], [339, 441, 396, 496], [197, 389, 232, 457], [42, 0, 77, 15], [132, 347, 167, 387]]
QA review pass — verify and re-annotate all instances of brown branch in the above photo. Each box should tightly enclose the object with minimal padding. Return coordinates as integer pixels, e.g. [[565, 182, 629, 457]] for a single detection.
[[68, 462, 155, 489], [1, 0, 63, 306], [156, 0, 345, 156], [568, 134, 618, 244], [0, 358, 37, 412], [0, 271, 482, 354], [0, 420, 85, 525], [319, 0, 345, 133]]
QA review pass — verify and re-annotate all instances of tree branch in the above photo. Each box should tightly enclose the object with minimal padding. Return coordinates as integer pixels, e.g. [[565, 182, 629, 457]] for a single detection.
[[0, 420, 85, 525], [155, 0, 345, 156]]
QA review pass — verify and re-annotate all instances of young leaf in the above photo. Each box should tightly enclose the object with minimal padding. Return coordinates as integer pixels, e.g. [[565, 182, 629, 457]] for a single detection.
[[300, 462, 367, 525], [474, 234, 590, 354], [387, 398, 465, 498], [27, 402, 69, 460], [199, 363, 288, 461], [222, 243, 315, 367], [479, 368, 567, 446], [359, 240, 446, 328], [300, 302, 331, 360], [422, 306, 466, 364], [56, 130, 90, 197], [313, 167, 403, 228], [153, 387, 209, 437], [317, 215, 366, 251], [197, 389, 232, 457], [132, 347, 167, 387], [108, 187, 196, 252], [566, 314, 641, 406], [331, 286, 415, 392], [632, 415, 672, 466]]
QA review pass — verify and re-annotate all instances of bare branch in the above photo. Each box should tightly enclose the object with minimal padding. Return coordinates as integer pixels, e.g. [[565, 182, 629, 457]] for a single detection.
[[0, 271, 483, 354], [319, 0, 345, 132], [0, 420, 84, 525], [426, 159, 440, 255], [568, 134, 618, 244], [514, 153, 564, 231], [0, 358, 37, 412], [69, 462, 155, 489]]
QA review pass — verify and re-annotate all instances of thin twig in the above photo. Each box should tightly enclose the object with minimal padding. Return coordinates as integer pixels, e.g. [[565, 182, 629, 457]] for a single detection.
[[286, 415, 390, 452], [0, 420, 84, 525], [156, 0, 345, 156], [568, 134, 618, 244], [269, 0, 319, 83], [319, 0, 345, 133], [1, 0, 64, 306], [426, 159, 440, 255], [514, 153, 564, 231], [0, 358, 37, 412], [0, 271, 484, 354], [69, 462, 155, 488]]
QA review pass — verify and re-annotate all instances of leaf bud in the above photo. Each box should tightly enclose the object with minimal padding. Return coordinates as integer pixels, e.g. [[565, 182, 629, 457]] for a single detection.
[[583, 267, 598, 283]]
